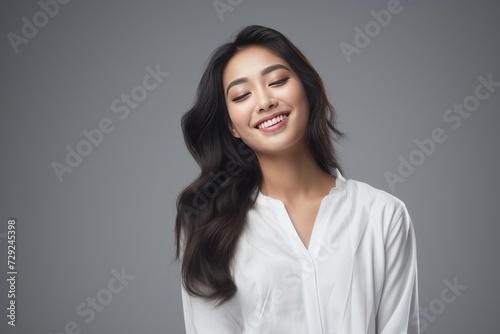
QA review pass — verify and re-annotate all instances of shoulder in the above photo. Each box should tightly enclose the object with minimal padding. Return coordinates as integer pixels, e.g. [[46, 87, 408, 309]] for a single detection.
[[345, 178, 406, 210], [344, 177, 409, 231]]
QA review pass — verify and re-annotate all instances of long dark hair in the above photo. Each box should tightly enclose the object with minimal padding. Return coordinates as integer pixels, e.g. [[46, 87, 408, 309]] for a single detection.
[[175, 25, 344, 306]]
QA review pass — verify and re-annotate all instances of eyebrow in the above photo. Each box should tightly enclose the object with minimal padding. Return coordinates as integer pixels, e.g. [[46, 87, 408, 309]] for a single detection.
[[225, 64, 291, 96]]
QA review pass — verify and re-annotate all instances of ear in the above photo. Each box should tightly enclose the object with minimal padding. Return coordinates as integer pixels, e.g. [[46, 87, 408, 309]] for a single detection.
[[228, 122, 241, 138]]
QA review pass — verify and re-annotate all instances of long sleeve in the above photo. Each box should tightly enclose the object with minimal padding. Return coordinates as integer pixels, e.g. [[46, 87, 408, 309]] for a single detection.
[[180, 283, 243, 334], [179, 229, 243, 334], [181, 284, 203, 334], [376, 205, 420, 334]]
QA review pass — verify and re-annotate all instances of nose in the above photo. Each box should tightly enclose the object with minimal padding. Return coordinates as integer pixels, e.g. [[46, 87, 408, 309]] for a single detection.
[[255, 87, 278, 112]]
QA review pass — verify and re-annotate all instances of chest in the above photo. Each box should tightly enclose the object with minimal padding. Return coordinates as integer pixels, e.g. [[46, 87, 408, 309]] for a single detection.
[[234, 198, 387, 333], [283, 199, 323, 249]]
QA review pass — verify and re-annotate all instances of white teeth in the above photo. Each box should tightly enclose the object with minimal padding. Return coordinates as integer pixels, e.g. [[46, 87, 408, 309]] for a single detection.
[[257, 114, 288, 129]]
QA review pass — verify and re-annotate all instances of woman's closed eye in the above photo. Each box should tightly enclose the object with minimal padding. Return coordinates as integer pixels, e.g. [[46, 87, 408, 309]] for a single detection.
[[232, 78, 290, 102], [232, 93, 250, 102], [270, 77, 289, 86]]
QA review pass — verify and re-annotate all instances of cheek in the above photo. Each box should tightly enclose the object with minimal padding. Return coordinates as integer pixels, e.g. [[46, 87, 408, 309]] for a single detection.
[[228, 107, 250, 128], [288, 85, 309, 115], [284, 81, 306, 103]]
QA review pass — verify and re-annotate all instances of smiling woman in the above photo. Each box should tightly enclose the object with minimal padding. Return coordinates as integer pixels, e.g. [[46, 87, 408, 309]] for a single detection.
[[175, 25, 420, 334], [224, 46, 311, 156]]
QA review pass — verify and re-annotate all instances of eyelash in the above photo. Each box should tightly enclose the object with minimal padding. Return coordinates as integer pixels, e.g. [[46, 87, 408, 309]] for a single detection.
[[232, 77, 290, 102]]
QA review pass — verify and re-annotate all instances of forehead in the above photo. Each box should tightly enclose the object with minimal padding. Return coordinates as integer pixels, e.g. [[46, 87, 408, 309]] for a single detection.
[[223, 46, 290, 83]]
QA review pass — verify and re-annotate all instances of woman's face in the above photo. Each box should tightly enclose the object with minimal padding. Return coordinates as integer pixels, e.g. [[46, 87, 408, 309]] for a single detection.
[[222, 45, 310, 155]]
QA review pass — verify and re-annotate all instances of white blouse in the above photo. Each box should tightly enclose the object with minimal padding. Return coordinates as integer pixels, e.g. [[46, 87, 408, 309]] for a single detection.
[[181, 169, 420, 333]]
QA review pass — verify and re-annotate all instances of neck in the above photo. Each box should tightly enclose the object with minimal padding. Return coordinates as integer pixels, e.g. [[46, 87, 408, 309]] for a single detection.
[[256, 142, 336, 202]]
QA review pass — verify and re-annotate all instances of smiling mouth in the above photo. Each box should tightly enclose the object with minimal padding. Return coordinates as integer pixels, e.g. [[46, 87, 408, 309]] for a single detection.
[[256, 113, 290, 129]]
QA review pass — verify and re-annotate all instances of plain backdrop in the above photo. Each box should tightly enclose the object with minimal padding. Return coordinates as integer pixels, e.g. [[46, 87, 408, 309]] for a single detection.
[[1, 1, 499, 333]]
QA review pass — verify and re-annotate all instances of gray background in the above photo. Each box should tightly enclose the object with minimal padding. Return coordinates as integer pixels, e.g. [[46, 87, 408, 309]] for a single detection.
[[1, 0, 499, 333]]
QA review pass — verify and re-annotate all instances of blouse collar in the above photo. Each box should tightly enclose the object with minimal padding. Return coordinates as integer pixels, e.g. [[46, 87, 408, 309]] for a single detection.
[[255, 167, 347, 204]]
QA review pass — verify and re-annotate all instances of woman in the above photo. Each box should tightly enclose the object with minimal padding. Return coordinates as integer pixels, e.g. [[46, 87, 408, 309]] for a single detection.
[[175, 25, 420, 334]]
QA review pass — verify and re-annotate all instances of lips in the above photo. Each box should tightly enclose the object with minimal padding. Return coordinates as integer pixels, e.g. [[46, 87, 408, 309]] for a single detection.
[[254, 111, 290, 129]]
